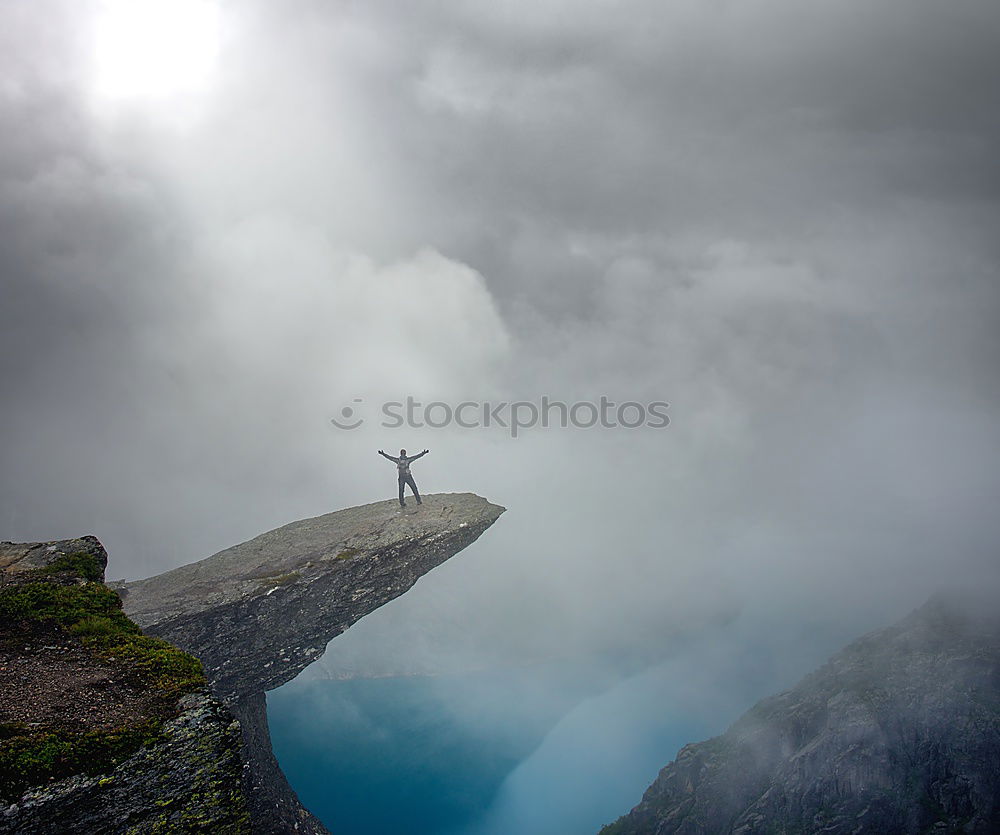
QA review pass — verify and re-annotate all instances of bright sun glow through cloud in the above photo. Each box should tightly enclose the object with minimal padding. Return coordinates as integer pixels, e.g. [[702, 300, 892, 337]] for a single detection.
[[93, 0, 221, 100]]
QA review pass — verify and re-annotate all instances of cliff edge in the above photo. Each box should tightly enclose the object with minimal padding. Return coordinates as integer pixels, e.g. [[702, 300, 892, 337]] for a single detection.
[[122, 492, 505, 833], [0, 537, 248, 833], [121, 492, 505, 700]]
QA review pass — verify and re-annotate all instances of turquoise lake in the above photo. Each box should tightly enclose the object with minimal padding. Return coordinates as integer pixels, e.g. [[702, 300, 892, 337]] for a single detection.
[[267, 621, 847, 835]]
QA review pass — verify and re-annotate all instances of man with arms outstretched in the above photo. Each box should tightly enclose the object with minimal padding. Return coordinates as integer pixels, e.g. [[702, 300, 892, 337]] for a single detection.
[[378, 448, 429, 508]]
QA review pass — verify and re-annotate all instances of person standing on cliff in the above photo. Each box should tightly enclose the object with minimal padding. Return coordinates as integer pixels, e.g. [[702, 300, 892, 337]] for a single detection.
[[378, 448, 429, 508]]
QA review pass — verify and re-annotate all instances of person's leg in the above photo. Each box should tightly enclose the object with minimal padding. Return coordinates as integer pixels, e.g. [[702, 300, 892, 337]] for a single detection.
[[398, 475, 406, 506], [406, 474, 422, 504]]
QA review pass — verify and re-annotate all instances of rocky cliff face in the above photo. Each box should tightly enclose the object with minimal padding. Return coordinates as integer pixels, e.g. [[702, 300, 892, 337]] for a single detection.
[[121, 493, 505, 702], [2, 493, 503, 834], [121, 492, 505, 834], [601, 594, 1000, 835], [1, 537, 249, 834], [4, 692, 247, 834]]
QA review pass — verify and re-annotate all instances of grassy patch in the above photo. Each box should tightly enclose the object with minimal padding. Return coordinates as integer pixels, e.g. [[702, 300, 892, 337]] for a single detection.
[[69, 614, 123, 639], [0, 721, 163, 802], [0, 578, 206, 800], [335, 547, 360, 560], [38, 550, 104, 582], [0, 581, 136, 631], [251, 570, 301, 585], [95, 633, 204, 698], [253, 570, 302, 596]]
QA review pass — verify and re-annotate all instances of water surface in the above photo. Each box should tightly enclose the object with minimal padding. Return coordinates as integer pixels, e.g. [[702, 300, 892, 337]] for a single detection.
[[268, 618, 849, 834]]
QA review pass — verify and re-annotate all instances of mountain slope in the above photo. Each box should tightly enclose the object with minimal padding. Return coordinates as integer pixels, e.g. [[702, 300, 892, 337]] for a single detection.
[[601, 594, 1000, 835]]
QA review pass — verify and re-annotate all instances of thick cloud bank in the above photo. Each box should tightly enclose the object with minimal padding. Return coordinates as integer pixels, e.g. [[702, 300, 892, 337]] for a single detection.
[[2, 0, 999, 682]]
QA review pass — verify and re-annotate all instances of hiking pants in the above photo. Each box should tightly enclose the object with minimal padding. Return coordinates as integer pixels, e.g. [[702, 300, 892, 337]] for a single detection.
[[399, 473, 421, 505]]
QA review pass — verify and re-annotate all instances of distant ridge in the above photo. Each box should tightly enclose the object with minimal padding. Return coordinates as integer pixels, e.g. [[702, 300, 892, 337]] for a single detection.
[[601, 593, 1000, 834]]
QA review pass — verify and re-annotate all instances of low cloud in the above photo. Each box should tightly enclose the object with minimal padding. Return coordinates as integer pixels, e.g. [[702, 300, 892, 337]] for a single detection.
[[2, 6, 999, 818]]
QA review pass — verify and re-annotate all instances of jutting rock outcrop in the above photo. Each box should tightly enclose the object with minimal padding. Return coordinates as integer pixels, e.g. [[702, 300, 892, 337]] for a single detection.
[[3, 493, 504, 834], [121, 492, 505, 833], [600, 593, 1000, 835], [121, 493, 505, 701]]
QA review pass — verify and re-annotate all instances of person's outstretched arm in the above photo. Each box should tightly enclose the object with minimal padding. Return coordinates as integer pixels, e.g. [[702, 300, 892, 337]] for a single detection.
[[378, 450, 399, 462], [411, 449, 429, 459]]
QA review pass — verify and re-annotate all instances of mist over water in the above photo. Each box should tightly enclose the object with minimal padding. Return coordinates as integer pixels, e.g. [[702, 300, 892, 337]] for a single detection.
[[269, 602, 876, 834]]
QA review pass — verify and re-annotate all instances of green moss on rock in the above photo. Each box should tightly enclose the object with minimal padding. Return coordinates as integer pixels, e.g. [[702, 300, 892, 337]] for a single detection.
[[0, 577, 206, 802], [0, 722, 163, 802], [0, 580, 133, 629], [3, 693, 251, 834], [38, 551, 105, 583]]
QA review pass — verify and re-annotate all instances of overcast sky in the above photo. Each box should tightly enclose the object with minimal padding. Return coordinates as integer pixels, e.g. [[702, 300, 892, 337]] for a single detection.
[[2, 0, 999, 677]]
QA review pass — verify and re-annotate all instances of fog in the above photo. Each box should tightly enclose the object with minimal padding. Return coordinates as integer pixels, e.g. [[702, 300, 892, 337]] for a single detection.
[[3, 0, 1000, 830]]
